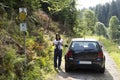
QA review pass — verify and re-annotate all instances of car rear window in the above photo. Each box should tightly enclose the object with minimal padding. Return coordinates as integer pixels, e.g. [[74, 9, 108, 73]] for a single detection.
[[70, 41, 100, 51]]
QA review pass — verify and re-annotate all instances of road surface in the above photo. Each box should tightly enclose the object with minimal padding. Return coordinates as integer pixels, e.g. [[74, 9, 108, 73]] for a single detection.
[[52, 50, 120, 80]]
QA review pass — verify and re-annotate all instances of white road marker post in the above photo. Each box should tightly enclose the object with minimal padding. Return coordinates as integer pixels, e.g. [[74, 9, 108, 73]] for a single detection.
[[19, 8, 27, 67]]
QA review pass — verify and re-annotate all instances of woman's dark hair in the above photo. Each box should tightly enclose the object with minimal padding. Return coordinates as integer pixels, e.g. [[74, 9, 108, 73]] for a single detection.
[[56, 33, 61, 40]]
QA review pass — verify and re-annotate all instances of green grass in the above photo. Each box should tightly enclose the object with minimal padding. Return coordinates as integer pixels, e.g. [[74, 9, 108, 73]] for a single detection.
[[110, 52, 120, 68]]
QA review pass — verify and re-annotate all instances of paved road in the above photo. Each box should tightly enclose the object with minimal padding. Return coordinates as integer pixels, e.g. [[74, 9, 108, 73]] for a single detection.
[[53, 50, 120, 80]]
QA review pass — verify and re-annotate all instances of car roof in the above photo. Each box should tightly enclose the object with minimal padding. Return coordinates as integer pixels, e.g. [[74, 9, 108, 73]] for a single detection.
[[72, 38, 98, 42]]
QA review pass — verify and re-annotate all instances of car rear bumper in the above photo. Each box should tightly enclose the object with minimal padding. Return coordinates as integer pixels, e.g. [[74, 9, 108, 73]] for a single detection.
[[65, 58, 105, 69]]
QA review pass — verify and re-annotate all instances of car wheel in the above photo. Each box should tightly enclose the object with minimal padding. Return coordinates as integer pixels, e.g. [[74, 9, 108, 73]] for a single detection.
[[65, 62, 70, 72], [99, 66, 105, 73]]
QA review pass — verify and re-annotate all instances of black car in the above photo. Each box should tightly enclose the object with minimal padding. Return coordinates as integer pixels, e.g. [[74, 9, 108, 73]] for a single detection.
[[65, 38, 105, 73]]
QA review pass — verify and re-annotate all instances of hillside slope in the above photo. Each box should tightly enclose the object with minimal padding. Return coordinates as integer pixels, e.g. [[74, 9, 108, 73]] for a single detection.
[[0, 7, 70, 79]]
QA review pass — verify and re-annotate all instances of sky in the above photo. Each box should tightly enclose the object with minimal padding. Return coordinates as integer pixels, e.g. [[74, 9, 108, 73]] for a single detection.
[[76, 0, 113, 10]]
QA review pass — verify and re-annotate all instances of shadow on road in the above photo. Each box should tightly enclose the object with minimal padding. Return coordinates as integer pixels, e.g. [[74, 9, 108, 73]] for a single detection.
[[58, 68, 113, 80]]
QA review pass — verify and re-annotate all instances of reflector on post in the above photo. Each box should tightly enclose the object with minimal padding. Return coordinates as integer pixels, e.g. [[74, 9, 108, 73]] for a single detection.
[[19, 8, 27, 22]]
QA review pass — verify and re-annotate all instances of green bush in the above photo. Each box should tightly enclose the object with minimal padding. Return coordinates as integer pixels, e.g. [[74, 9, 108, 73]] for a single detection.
[[0, 46, 25, 80], [23, 56, 54, 80]]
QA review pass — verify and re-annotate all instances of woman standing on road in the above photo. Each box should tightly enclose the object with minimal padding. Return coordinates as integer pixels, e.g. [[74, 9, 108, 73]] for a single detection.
[[53, 33, 63, 70]]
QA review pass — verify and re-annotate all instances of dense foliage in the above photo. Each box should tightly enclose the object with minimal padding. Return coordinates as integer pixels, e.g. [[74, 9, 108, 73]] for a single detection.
[[0, 0, 76, 80], [73, 9, 97, 37], [89, 0, 120, 44], [91, 0, 120, 26], [108, 16, 120, 43], [95, 22, 108, 38]]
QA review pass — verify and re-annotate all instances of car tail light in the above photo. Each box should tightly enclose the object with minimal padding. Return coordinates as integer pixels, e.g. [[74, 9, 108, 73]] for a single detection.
[[98, 51, 103, 58], [66, 50, 73, 58]]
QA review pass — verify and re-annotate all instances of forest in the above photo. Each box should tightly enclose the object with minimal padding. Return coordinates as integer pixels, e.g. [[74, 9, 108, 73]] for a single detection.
[[91, 0, 120, 43], [0, 0, 120, 80], [91, 0, 120, 26], [76, 0, 120, 44]]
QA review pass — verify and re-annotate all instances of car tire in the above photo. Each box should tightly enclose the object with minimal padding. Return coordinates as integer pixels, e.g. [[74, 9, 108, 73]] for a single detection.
[[65, 62, 70, 72], [99, 66, 105, 73]]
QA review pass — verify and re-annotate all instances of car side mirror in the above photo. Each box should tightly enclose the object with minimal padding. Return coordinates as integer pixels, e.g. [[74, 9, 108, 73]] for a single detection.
[[65, 44, 68, 47]]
